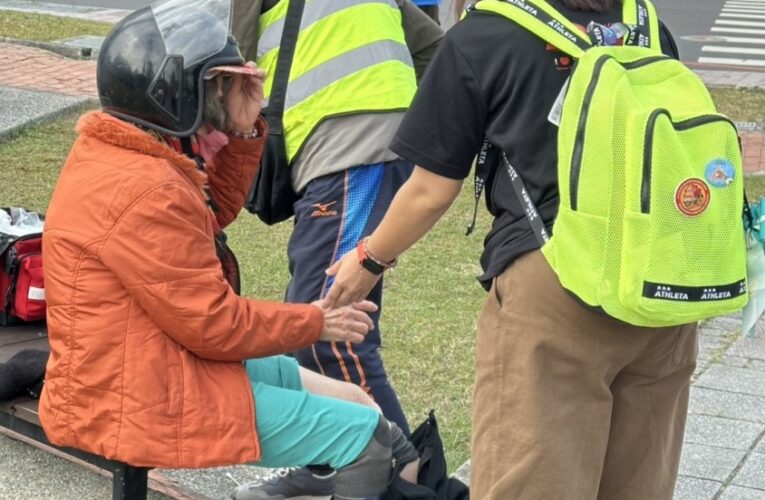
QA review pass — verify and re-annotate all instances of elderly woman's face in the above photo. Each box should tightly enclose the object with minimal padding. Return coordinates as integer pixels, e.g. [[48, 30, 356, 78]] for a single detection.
[[202, 75, 232, 132]]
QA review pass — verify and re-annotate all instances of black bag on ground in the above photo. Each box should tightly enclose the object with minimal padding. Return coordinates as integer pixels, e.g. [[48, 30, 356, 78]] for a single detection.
[[383, 411, 470, 500], [0, 349, 49, 401], [243, 0, 304, 225]]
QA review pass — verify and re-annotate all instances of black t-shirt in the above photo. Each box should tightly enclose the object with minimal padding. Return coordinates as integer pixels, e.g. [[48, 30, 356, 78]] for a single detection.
[[390, 1, 679, 288]]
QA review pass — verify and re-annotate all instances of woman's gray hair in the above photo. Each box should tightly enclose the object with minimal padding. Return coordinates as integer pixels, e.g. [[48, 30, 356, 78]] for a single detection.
[[202, 77, 232, 132]]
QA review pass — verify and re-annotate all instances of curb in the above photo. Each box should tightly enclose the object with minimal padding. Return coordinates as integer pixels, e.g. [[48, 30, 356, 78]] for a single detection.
[[0, 36, 95, 59], [0, 96, 95, 143], [686, 61, 765, 74], [453, 460, 470, 486]]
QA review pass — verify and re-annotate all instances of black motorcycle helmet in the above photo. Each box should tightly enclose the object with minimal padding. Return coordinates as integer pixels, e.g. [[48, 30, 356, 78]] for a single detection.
[[97, 0, 244, 137]]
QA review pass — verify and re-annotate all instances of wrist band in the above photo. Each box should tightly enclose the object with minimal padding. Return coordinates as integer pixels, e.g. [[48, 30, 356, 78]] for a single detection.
[[357, 237, 397, 275], [364, 237, 397, 268], [228, 126, 259, 139]]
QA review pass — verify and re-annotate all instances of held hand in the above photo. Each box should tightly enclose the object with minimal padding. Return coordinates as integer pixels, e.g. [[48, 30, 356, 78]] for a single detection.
[[324, 250, 382, 309], [313, 299, 378, 343], [225, 62, 266, 133]]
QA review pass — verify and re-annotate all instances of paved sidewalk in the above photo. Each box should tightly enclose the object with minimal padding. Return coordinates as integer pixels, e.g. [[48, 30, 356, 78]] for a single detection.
[[695, 68, 765, 90], [742, 132, 765, 176], [0, 41, 96, 138], [675, 317, 765, 500], [0, 85, 88, 140], [0, 42, 96, 97]]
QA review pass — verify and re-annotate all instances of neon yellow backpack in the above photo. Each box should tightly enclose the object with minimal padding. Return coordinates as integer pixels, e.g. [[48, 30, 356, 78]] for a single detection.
[[474, 0, 748, 327]]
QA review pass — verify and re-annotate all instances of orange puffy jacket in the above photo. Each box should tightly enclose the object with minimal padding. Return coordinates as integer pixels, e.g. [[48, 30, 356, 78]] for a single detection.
[[40, 111, 323, 468]]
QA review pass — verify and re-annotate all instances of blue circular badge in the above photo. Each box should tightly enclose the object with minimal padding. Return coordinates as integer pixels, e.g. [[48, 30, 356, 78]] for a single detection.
[[705, 159, 735, 188]]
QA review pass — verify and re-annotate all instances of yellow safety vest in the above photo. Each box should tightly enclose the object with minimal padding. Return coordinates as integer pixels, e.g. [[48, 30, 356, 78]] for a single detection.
[[257, 0, 417, 163]]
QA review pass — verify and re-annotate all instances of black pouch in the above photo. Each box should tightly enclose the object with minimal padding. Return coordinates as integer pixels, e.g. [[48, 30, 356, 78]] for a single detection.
[[244, 0, 304, 225], [246, 132, 299, 225], [383, 411, 470, 500]]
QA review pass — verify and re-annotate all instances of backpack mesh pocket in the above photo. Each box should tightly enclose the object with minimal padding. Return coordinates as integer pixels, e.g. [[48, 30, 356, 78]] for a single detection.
[[619, 112, 747, 323]]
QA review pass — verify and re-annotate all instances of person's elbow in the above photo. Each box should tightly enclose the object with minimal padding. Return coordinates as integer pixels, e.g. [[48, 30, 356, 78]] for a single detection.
[[407, 166, 463, 214]]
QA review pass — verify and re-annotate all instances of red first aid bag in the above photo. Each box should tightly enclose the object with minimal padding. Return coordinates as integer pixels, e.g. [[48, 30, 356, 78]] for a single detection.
[[1, 211, 45, 326]]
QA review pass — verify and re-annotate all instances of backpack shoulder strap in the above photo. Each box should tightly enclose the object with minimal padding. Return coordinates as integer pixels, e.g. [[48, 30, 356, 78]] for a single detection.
[[472, 0, 591, 58], [474, 0, 663, 55], [621, 0, 661, 52]]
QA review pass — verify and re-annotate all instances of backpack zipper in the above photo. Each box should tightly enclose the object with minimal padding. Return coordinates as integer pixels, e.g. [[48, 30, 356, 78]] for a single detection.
[[570, 54, 671, 211], [570, 55, 611, 211], [641, 112, 737, 213]]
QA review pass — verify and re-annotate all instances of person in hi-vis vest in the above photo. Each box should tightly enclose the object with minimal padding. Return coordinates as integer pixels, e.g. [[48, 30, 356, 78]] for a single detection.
[[231, 0, 442, 497]]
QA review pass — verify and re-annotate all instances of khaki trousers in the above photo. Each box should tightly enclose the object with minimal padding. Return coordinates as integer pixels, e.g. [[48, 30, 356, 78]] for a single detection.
[[471, 251, 698, 500]]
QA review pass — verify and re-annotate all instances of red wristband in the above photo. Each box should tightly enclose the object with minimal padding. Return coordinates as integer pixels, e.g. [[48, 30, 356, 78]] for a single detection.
[[357, 238, 395, 275]]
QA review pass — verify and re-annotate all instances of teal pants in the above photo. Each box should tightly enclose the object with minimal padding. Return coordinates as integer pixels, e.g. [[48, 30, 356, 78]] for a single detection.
[[246, 356, 379, 469]]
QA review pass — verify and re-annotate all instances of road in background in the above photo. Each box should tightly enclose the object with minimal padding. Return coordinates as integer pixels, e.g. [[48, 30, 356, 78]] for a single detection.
[[655, 0, 765, 68], [653, 0, 723, 61]]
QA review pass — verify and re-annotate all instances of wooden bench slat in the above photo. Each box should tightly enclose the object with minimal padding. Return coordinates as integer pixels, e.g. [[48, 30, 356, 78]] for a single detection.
[[0, 327, 46, 346], [0, 337, 50, 363], [13, 399, 40, 425]]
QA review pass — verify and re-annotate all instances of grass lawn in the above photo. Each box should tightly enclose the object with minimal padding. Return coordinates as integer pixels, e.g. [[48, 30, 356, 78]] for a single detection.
[[2, 84, 764, 472], [710, 87, 765, 124], [0, 11, 111, 42]]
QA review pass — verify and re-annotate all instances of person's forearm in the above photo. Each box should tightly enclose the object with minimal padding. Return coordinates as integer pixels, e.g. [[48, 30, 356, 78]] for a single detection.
[[366, 166, 462, 262], [323, 167, 462, 308]]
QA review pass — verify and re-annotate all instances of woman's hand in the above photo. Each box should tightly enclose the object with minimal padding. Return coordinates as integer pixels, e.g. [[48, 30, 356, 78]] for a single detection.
[[324, 251, 381, 309], [312, 299, 378, 343], [225, 62, 266, 133]]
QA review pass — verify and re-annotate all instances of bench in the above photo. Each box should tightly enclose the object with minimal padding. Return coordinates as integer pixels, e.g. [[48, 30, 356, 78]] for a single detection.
[[0, 324, 151, 500]]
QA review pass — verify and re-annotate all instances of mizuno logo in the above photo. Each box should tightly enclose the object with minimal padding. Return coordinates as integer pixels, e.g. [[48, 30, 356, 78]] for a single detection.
[[311, 201, 338, 217]]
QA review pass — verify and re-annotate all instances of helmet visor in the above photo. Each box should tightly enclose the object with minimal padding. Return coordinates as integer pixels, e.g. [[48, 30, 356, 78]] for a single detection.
[[151, 0, 233, 69]]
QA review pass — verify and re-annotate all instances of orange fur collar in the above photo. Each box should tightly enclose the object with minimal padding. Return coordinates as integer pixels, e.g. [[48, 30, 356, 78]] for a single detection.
[[76, 111, 207, 190]]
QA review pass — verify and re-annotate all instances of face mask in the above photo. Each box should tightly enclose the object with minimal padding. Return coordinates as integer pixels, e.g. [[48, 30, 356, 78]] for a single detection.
[[196, 124, 229, 164]]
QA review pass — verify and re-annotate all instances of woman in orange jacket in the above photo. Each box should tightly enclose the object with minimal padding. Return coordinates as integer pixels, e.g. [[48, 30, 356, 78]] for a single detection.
[[40, 1, 418, 497]]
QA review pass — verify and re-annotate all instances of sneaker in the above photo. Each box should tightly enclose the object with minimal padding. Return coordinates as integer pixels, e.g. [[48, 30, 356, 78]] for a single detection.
[[231, 466, 336, 500]]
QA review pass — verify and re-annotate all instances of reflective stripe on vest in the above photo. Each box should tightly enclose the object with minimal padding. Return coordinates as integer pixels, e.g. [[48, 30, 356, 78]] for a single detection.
[[257, 0, 417, 163], [257, 0, 395, 58], [285, 39, 411, 109]]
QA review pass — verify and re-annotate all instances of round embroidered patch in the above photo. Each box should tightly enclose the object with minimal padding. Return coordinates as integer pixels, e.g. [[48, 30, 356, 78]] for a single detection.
[[675, 178, 710, 216], [704, 158, 736, 188]]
